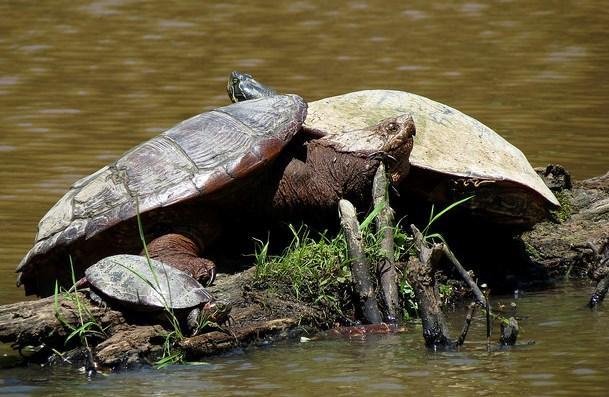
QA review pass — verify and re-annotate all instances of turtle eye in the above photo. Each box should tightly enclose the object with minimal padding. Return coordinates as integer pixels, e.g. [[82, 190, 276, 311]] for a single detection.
[[386, 122, 399, 133]]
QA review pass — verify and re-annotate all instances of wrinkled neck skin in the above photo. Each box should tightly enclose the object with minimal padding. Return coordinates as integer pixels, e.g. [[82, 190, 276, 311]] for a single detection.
[[268, 138, 383, 223]]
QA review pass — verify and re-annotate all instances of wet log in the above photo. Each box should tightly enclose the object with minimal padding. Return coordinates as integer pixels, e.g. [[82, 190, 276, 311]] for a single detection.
[[0, 293, 128, 349], [408, 224, 452, 348], [372, 164, 399, 322], [338, 199, 383, 324], [0, 268, 325, 369], [521, 167, 609, 281]]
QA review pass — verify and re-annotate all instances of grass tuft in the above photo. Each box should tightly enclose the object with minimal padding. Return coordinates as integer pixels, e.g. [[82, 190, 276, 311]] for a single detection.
[[253, 225, 353, 319]]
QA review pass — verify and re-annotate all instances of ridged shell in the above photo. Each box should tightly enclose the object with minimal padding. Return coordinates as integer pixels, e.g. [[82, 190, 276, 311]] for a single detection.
[[86, 254, 211, 309], [17, 95, 306, 279], [305, 90, 559, 209]]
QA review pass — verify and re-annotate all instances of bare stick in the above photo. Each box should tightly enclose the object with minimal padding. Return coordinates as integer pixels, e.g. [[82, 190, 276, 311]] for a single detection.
[[372, 164, 399, 322], [456, 302, 477, 346], [339, 199, 383, 324], [441, 245, 486, 306], [409, 224, 452, 348]]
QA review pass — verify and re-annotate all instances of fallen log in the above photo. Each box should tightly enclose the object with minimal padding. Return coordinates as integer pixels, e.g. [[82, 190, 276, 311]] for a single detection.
[[521, 167, 609, 281], [0, 268, 325, 369]]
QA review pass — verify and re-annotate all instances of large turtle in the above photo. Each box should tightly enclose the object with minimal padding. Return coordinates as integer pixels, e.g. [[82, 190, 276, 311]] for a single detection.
[[228, 71, 559, 225], [78, 254, 231, 335], [17, 94, 416, 296]]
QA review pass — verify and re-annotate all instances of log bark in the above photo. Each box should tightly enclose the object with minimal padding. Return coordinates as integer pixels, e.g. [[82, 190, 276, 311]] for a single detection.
[[521, 168, 609, 281], [372, 164, 399, 322], [338, 199, 383, 324]]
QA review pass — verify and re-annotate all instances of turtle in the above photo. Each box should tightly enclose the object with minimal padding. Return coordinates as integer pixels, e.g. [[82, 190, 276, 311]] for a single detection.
[[17, 93, 416, 296], [227, 71, 559, 225], [77, 254, 231, 336]]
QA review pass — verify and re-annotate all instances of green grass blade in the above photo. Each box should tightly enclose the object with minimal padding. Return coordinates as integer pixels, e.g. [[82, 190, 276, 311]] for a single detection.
[[360, 199, 385, 230], [422, 195, 474, 237]]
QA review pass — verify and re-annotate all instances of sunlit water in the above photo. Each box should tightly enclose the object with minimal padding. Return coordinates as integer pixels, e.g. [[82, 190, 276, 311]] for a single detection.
[[1, 0, 609, 393], [2, 284, 607, 396]]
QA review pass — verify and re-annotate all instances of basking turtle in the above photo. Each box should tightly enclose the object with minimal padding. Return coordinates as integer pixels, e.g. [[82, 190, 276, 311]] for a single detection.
[[78, 254, 230, 336], [17, 93, 416, 296], [228, 71, 559, 225]]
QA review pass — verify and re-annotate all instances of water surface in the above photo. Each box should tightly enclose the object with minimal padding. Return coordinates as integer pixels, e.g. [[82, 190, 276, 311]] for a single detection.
[[2, 284, 607, 396]]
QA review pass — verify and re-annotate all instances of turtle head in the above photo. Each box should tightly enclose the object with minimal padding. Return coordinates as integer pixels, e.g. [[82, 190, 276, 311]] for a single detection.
[[322, 114, 416, 184], [227, 71, 277, 103]]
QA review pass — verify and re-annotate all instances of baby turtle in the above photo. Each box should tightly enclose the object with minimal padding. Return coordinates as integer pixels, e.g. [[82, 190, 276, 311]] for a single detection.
[[78, 254, 230, 336]]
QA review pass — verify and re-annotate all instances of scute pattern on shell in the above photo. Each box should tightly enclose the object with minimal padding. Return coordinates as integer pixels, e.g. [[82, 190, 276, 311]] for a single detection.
[[305, 90, 559, 208], [85, 254, 212, 309], [17, 94, 307, 280]]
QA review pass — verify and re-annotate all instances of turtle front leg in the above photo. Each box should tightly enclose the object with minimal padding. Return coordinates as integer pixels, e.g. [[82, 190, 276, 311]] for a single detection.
[[141, 233, 216, 285]]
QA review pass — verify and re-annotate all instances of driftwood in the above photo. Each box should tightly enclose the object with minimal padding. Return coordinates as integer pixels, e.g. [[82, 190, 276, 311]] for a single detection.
[[372, 164, 399, 322], [0, 268, 324, 369], [338, 199, 383, 324], [408, 224, 452, 347]]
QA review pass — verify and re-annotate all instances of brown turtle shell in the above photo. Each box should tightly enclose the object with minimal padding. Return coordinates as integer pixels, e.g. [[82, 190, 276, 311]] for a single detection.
[[17, 94, 306, 295]]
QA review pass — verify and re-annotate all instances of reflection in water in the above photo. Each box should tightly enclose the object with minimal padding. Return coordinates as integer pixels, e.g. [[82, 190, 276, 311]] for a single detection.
[[1, 285, 607, 396]]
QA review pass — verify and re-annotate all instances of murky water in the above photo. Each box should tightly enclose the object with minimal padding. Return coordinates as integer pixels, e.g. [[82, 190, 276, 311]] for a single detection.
[[1, 0, 609, 393], [2, 284, 607, 396]]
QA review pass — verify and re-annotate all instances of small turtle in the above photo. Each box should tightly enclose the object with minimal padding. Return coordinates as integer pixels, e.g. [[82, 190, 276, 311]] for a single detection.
[[78, 254, 230, 335], [17, 93, 415, 296], [227, 71, 559, 225]]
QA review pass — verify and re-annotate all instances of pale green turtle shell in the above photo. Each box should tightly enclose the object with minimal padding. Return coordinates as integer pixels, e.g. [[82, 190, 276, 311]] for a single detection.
[[305, 90, 559, 224]]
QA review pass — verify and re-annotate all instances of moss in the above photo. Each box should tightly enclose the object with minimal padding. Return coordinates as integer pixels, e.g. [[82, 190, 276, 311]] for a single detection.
[[551, 190, 573, 223], [524, 241, 544, 261]]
